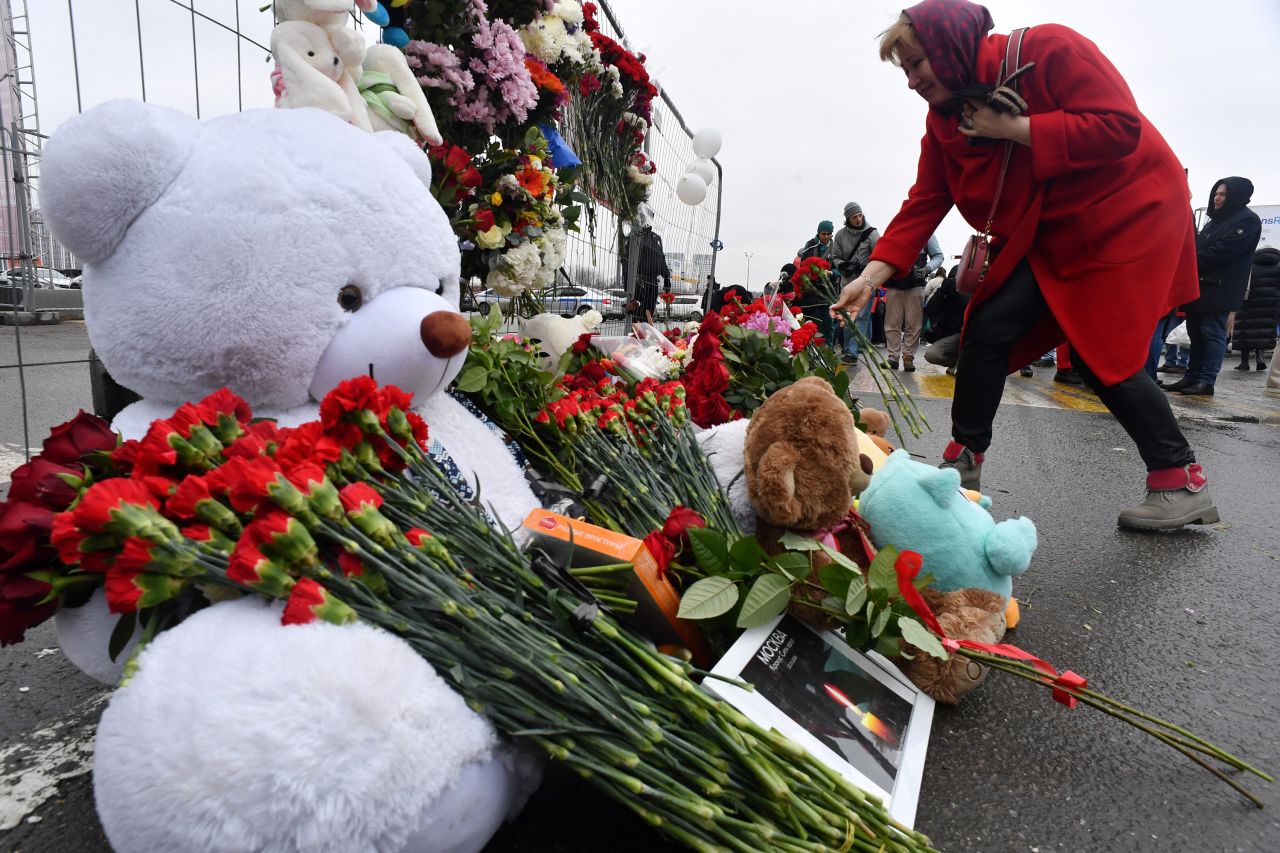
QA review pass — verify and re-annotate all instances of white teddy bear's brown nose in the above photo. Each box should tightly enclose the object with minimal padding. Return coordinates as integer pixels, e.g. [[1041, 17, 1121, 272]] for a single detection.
[[419, 311, 471, 358]]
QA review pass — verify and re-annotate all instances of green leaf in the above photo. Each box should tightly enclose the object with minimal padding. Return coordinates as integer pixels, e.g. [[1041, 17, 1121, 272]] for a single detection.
[[867, 544, 899, 599], [736, 574, 794, 628], [845, 577, 868, 616], [687, 527, 730, 575], [728, 536, 768, 574], [898, 616, 949, 659], [815, 540, 864, 575], [818, 563, 853, 599], [875, 633, 903, 659], [778, 531, 821, 552], [769, 552, 811, 582], [871, 605, 892, 638], [108, 611, 136, 662], [677, 576, 739, 621], [455, 364, 489, 393]]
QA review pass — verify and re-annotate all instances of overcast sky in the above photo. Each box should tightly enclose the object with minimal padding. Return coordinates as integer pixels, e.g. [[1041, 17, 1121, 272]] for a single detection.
[[24, 1, 1280, 290], [609, 0, 1280, 288]]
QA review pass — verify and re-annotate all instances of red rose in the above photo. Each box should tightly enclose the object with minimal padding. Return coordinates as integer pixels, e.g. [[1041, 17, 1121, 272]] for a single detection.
[[642, 530, 676, 581], [571, 332, 597, 355], [661, 506, 706, 547], [7, 457, 82, 510], [41, 411, 118, 465], [0, 494, 55, 555], [0, 573, 57, 646], [472, 208, 495, 233]]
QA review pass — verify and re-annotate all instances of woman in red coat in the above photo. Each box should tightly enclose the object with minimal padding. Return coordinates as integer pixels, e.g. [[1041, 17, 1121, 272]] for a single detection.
[[831, 0, 1215, 530]]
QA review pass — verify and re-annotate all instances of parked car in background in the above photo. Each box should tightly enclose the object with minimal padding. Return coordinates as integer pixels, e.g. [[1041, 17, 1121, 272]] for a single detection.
[[657, 294, 704, 322], [3, 268, 75, 288], [470, 284, 621, 319]]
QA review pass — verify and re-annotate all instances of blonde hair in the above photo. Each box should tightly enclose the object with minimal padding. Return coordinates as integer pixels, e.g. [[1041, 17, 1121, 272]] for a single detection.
[[878, 13, 922, 65]]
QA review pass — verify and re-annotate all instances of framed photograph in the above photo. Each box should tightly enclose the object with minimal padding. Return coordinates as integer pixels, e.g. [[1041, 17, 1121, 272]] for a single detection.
[[703, 613, 935, 827]]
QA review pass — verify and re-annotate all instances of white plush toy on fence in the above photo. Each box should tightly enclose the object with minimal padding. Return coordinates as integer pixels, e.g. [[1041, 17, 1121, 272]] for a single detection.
[[39, 100, 539, 853], [273, 0, 443, 144], [270, 20, 353, 119]]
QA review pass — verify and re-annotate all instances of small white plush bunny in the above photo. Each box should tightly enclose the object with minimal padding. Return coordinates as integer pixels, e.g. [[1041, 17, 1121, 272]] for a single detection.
[[273, 0, 442, 144], [270, 20, 352, 120]]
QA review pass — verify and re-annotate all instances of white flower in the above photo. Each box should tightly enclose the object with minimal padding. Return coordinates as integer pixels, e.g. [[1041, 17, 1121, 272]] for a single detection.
[[506, 239, 543, 282], [486, 268, 524, 297], [555, 0, 583, 27]]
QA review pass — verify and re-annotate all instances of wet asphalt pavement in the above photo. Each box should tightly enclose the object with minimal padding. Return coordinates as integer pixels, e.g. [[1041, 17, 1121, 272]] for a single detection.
[[2, 324, 1279, 852]]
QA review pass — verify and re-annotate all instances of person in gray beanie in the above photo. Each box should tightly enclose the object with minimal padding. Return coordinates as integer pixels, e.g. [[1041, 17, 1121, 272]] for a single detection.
[[829, 202, 880, 364]]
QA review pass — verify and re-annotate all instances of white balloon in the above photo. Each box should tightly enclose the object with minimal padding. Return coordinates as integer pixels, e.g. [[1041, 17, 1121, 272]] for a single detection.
[[688, 158, 715, 186], [691, 127, 722, 160], [676, 173, 708, 205]]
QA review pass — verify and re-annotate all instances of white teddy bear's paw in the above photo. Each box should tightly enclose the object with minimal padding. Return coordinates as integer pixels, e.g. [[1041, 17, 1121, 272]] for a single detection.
[[94, 597, 530, 853], [54, 589, 140, 685]]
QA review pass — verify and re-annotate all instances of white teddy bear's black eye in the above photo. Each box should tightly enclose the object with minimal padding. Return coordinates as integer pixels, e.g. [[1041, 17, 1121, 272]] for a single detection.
[[307, 50, 315, 57], [338, 284, 364, 312]]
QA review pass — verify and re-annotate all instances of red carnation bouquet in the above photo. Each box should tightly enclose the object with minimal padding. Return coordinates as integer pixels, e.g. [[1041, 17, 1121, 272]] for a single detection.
[[0, 378, 950, 851]]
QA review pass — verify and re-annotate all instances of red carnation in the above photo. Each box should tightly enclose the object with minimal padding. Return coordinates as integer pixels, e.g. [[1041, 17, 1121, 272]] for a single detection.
[[319, 376, 381, 429], [228, 457, 286, 514], [72, 480, 160, 535], [41, 411, 118, 465], [339, 482, 383, 514], [197, 388, 252, 425]]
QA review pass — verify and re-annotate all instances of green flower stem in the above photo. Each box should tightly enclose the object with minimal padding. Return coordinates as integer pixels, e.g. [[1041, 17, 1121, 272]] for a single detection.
[[958, 649, 1271, 804]]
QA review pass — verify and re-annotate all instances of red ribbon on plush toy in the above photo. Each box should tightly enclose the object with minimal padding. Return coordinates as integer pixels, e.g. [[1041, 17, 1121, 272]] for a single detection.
[[893, 550, 1087, 708]]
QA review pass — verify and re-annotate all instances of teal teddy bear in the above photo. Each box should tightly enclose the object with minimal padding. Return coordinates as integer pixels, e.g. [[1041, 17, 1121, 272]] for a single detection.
[[859, 450, 1036, 599]]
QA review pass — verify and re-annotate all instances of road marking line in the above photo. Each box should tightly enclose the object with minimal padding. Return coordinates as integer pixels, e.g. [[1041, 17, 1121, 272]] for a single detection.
[[0, 691, 110, 830]]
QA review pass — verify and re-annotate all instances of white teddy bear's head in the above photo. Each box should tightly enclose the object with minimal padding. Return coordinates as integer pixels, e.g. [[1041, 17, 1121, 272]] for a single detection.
[[40, 100, 466, 411]]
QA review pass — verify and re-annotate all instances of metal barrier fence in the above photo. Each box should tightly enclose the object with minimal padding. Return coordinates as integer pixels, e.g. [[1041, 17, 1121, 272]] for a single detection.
[[1, 0, 721, 473]]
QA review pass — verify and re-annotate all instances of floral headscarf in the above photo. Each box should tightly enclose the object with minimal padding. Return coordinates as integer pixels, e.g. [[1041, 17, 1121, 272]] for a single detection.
[[903, 0, 995, 93]]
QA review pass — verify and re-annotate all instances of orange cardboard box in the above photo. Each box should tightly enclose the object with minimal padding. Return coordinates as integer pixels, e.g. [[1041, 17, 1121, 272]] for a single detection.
[[523, 509, 711, 667]]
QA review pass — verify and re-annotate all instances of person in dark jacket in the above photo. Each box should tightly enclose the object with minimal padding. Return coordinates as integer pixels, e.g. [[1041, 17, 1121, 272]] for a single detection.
[[923, 264, 970, 373], [1231, 247, 1279, 371], [1165, 177, 1262, 396], [795, 222, 835, 336], [621, 206, 672, 323]]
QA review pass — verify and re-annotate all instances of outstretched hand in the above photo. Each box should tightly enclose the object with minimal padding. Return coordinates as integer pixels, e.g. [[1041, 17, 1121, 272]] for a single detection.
[[829, 280, 874, 324]]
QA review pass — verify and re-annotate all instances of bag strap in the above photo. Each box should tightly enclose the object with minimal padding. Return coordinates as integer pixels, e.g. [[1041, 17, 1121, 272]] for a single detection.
[[982, 27, 1029, 235]]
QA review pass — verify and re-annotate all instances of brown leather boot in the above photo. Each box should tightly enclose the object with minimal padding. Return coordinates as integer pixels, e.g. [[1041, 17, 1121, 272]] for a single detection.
[[1117, 464, 1220, 531]]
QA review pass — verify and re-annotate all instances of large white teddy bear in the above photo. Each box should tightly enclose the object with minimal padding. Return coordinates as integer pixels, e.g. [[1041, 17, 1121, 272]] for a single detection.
[[39, 101, 541, 852]]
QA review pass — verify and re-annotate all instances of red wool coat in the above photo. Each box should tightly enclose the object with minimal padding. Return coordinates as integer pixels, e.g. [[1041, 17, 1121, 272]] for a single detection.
[[870, 24, 1199, 385]]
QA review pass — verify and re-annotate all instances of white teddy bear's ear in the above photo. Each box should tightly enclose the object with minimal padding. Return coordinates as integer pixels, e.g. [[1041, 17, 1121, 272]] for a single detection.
[[373, 129, 434, 188], [40, 100, 199, 265]]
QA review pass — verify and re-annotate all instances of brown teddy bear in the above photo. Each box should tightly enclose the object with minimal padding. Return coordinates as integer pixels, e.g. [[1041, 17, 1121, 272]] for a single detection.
[[897, 587, 1008, 704], [743, 378, 1009, 704], [857, 407, 896, 455], [743, 377, 876, 624]]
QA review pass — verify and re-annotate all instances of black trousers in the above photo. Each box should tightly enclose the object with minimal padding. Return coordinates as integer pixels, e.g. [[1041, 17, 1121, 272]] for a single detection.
[[952, 261, 1195, 472]]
